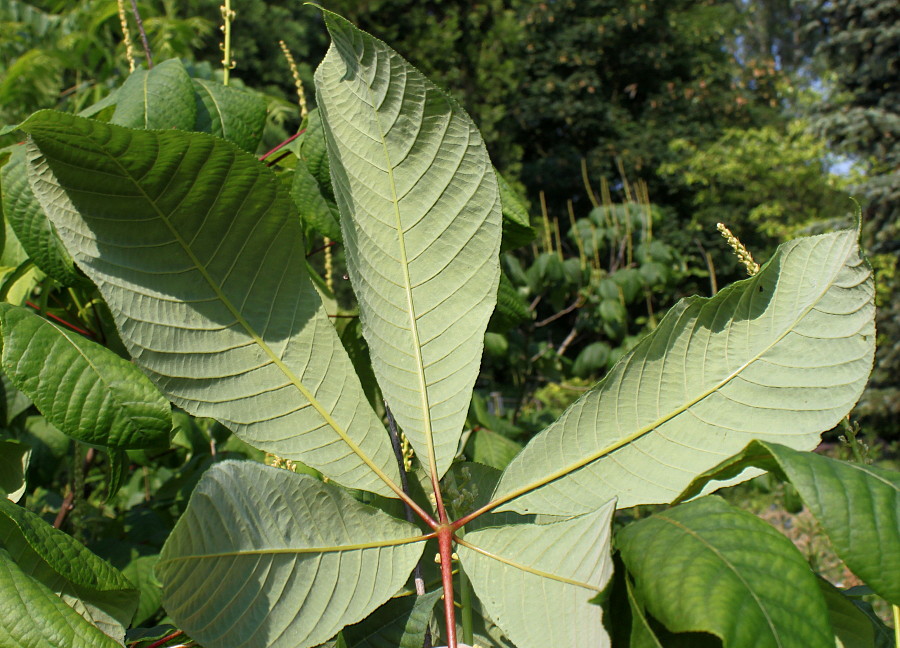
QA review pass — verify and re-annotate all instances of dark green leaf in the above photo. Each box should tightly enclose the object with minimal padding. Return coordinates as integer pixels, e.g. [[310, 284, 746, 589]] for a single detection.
[[192, 78, 266, 152], [111, 59, 196, 130], [342, 589, 442, 648]]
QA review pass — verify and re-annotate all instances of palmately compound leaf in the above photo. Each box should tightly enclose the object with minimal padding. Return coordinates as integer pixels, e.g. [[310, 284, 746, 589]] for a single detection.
[[0, 549, 120, 648], [456, 499, 616, 648], [680, 440, 900, 605], [0, 145, 82, 286], [315, 10, 501, 481], [158, 460, 426, 648], [111, 59, 196, 130], [493, 229, 874, 515], [0, 498, 139, 642], [618, 496, 833, 648], [192, 78, 267, 152], [0, 303, 172, 449], [20, 110, 402, 497]]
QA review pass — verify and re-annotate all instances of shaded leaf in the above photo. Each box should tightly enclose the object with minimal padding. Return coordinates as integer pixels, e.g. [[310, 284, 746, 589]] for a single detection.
[[342, 589, 443, 648], [0, 437, 29, 501], [292, 160, 342, 241], [0, 548, 120, 648], [466, 428, 522, 471], [457, 499, 615, 648], [21, 110, 401, 496], [496, 170, 535, 252], [618, 496, 833, 648], [1, 145, 81, 285], [817, 578, 880, 648], [679, 440, 900, 605], [0, 303, 172, 448], [192, 78, 266, 152], [316, 11, 501, 481], [158, 460, 426, 648], [494, 230, 874, 515], [111, 59, 196, 130]]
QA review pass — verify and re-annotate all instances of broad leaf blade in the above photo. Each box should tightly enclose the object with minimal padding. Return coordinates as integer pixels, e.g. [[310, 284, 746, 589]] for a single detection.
[[457, 499, 615, 648], [192, 78, 266, 152], [0, 549, 120, 648], [158, 460, 426, 648], [680, 440, 900, 605], [618, 496, 833, 648], [21, 110, 401, 496], [1, 145, 81, 285], [494, 230, 874, 514], [0, 303, 172, 448], [316, 11, 502, 480], [0, 498, 139, 641], [111, 59, 196, 130]]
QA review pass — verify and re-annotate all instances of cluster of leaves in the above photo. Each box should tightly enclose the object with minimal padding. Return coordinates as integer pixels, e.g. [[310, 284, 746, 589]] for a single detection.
[[0, 7, 896, 648]]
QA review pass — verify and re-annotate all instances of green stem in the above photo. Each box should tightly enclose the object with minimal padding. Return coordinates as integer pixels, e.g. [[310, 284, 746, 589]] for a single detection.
[[221, 0, 234, 85], [839, 417, 865, 464], [893, 604, 899, 648]]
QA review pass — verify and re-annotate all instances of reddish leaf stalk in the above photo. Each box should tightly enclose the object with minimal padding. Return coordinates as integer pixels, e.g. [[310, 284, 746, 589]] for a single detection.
[[26, 301, 96, 338], [142, 629, 184, 648], [258, 130, 305, 162], [438, 526, 458, 648]]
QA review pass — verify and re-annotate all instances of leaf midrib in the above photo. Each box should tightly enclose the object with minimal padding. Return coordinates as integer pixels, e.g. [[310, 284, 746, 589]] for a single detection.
[[56, 126, 402, 495]]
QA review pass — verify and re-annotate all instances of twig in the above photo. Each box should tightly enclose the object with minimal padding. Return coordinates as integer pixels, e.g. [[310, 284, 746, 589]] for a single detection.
[[128, 0, 152, 68], [258, 130, 305, 161], [53, 447, 96, 529], [144, 630, 184, 648], [534, 296, 584, 327], [556, 327, 578, 356]]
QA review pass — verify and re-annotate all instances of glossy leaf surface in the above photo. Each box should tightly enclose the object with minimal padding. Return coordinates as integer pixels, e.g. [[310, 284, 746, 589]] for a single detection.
[[618, 496, 833, 648], [21, 110, 400, 496], [0, 303, 172, 448], [158, 461, 426, 648], [457, 499, 615, 648], [494, 230, 874, 514], [316, 10, 501, 480], [680, 440, 900, 605]]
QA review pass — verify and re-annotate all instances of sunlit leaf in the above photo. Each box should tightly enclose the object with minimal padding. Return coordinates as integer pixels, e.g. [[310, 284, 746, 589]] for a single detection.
[[111, 59, 196, 130], [192, 78, 266, 152]]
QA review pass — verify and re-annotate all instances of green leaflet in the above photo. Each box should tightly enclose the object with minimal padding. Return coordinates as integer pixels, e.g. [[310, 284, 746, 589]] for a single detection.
[[618, 496, 833, 648], [192, 78, 266, 152], [1, 145, 81, 285], [679, 440, 900, 605], [0, 437, 29, 500], [0, 498, 139, 642], [341, 588, 443, 648], [111, 59, 196, 130], [816, 578, 887, 648], [0, 549, 120, 648], [158, 460, 426, 648], [315, 10, 502, 481], [493, 230, 875, 515], [0, 303, 173, 449], [21, 110, 401, 496], [495, 170, 535, 252], [457, 499, 616, 648]]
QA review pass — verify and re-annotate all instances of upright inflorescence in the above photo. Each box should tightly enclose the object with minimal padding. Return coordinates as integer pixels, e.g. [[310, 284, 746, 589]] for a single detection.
[[717, 222, 760, 276]]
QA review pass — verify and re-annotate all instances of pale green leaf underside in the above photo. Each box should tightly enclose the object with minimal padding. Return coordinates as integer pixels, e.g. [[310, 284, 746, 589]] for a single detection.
[[457, 499, 616, 648], [495, 230, 874, 515], [0, 303, 172, 448], [0, 549, 120, 648], [681, 440, 900, 605], [21, 110, 400, 496], [158, 461, 426, 648], [111, 59, 196, 130], [316, 11, 501, 480], [618, 496, 834, 648]]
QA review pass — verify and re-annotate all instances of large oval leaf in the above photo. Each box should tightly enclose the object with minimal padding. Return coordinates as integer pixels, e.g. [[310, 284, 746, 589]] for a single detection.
[[158, 460, 426, 648], [457, 499, 615, 648], [315, 11, 502, 481], [618, 496, 834, 648], [494, 230, 874, 515], [0, 303, 172, 449], [20, 110, 401, 496], [680, 440, 900, 605], [111, 59, 196, 130]]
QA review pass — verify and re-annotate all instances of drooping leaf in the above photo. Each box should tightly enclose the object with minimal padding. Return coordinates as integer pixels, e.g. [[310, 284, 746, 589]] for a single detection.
[[816, 578, 882, 648], [679, 440, 900, 605], [341, 589, 442, 648], [617, 496, 833, 648], [111, 59, 196, 130], [1, 145, 81, 285], [624, 576, 665, 648], [495, 170, 535, 252], [316, 10, 502, 481], [21, 110, 401, 496], [158, 460, 426, 648], [0, 549, 120, 648], [466, 428, 522, 471], [192, 78, 266, 152], [0, 437, 29, 501], [0, 498, 140, 641], [121, 554, 162, 627], [292, 160, 342, 241], [0, 303, 172, 448], [300, 108, 335, 195], [493, 230, 874, 515], [488, 272, 531, 333], [457, 499, 616, 648]]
